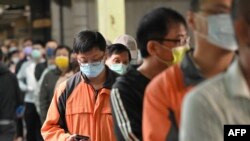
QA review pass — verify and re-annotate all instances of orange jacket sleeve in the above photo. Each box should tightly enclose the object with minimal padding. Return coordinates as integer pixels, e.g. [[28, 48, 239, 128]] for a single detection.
[[41, 82, 71, 141]]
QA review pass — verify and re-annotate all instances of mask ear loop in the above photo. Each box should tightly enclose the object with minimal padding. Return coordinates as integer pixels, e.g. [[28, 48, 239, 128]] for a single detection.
[[154, 42, 174, 66]]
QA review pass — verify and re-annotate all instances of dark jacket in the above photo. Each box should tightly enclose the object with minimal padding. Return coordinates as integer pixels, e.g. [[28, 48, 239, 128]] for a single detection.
[[110, 65, 150, 141], [0, 62, 22, 120], [15, 57, 27, 74], [35, 61, 47, 81], [39, 68, 61, 123]]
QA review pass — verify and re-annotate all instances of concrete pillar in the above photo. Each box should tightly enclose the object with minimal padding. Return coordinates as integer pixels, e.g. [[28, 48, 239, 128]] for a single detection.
[[97, 0, 125, 41]]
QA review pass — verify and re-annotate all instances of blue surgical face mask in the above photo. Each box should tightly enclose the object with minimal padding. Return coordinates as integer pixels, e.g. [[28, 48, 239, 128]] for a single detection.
[[110, 63, 127, 74], [80, 61, 105, 78], [197, 14, 238, 51], [46, 48, 55, 58]]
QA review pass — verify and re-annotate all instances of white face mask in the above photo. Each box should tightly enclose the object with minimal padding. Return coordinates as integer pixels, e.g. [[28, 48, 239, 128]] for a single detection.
[[11, 57, 19, 64], [197, 14, 238, 51]]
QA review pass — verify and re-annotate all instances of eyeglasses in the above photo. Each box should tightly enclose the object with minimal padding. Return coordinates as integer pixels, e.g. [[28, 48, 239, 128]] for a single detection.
[[150, 36, 190, 46]]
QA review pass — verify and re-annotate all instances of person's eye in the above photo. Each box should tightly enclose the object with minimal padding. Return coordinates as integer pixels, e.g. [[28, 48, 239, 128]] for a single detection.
[[114, 59, 121, 64]]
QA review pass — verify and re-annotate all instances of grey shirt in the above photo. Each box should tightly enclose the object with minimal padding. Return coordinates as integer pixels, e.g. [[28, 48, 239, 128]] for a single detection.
[[180, 59, 250, 141]]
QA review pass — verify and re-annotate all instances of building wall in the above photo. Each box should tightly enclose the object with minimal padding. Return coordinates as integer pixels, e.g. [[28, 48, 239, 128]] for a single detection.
[[125, 0, 189, 38], [51, 0, 97, 46], [51, 0, 189, 46]]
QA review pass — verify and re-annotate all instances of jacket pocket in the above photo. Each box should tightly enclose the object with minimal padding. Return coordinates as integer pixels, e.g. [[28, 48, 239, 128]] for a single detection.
[[101, 106, 112, 114], [66, 105, 93, 115]]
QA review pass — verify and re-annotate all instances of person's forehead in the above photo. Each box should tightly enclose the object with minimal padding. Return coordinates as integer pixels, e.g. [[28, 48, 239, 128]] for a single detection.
[[25, 40, 32, 44], [110, 52, 129, 59], [56, 48, 70, 55], [77, 47, 104, 58], [33, 44, 43, 49], [46, 41, 57, 48], [201, 0, 232, 11], [165, 23, 187, 38]]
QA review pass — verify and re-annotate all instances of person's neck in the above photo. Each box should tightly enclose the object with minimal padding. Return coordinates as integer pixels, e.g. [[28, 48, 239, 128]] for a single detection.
[[60, 68, 68, 75], [32, 58, 40, 64], [137, 58, 166, 80], [47, 58, 54, 66], [89, 68, 107, 89], [193, 40, 235, 78]]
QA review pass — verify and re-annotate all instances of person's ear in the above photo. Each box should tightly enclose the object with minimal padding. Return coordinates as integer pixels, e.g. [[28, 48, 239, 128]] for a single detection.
[[234, 17, 248, 47], [104, 56, 111, 66], [187, 11, 196, 31], [146, 41, 158, 56], [103, 53, 108, 61]]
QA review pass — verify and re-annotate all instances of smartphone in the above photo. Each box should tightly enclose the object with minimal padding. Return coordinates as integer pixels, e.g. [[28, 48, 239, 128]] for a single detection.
[[75, 135, 89, 141]]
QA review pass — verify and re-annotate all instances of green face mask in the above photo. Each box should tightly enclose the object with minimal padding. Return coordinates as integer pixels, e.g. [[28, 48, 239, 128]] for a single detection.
[[156, 45, 190, 66], [109, 63, 128, 74], [31, 49, 42, 60]]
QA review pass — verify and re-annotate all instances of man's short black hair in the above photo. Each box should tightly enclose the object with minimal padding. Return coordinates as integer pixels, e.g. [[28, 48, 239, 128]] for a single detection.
[[106, 43, 132, 61], [54, 45, 72, 58], [23, 38, 33, 43], [46, 39, 57, 44], [73, 30, 106, 53], [33, 40, 45, 48], [136, 7, 188, 58]]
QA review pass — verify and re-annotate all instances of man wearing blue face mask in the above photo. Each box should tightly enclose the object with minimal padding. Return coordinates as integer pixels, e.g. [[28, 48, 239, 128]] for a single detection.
[[41, 30, 119, 141], [143, 0, 236, 141]]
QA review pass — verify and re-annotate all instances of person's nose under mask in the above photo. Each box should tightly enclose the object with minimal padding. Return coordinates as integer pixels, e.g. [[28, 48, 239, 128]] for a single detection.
[[195, 13, 238, 51]]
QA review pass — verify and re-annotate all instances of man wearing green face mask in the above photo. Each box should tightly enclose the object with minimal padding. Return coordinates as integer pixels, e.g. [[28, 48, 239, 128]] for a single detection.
[[17, 41, 45, 141], [105, 43, 132, 75], [110, 7, 189, 141], [143, 0, 236, 141]]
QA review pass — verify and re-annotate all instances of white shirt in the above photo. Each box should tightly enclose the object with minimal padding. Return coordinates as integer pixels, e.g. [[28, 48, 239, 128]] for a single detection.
[[17, 60, 39, 104], [180, 59, 250, 141]]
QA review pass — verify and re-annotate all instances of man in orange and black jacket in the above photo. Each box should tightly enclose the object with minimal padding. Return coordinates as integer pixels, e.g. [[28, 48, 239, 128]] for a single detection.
[[41, 30, 119, 141]]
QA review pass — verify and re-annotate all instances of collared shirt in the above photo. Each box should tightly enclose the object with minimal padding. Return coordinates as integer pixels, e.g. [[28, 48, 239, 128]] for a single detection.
[[17, 60, 39, 104], [180, 59, 250, 141]]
